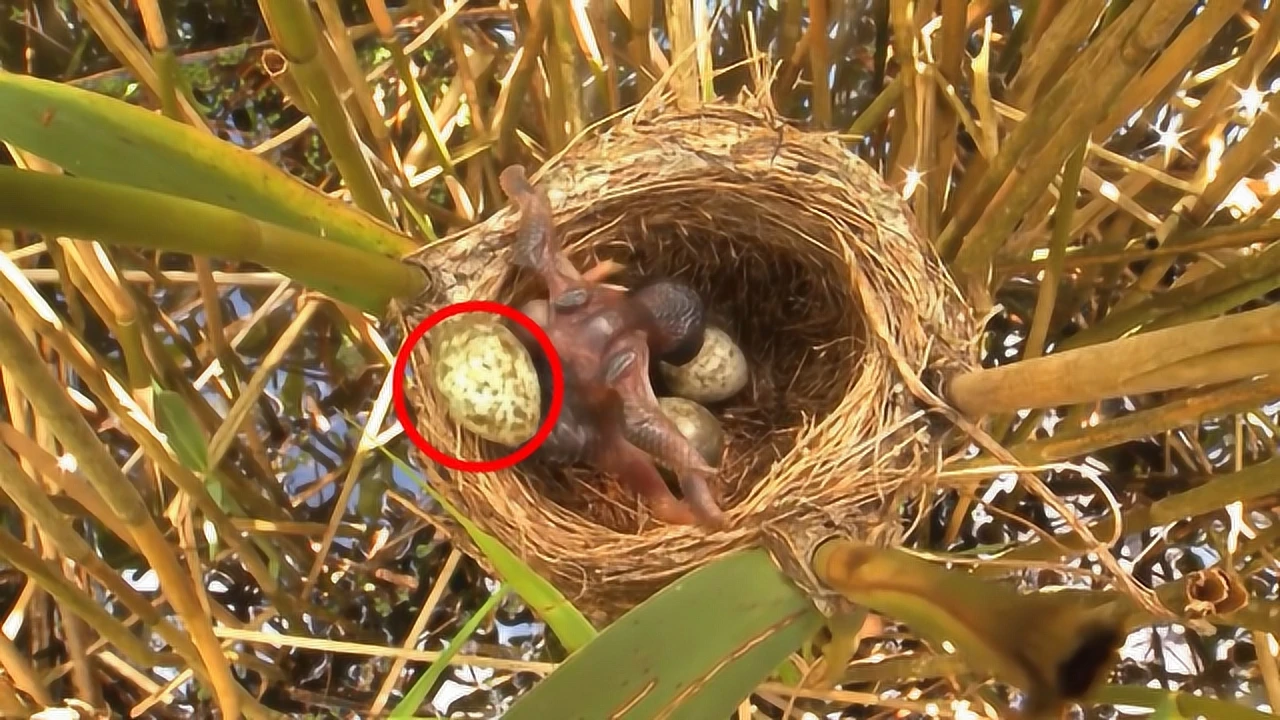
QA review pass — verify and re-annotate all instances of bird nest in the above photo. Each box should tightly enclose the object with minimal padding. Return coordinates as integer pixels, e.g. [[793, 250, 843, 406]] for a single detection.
[[395, 99, 980, 623]]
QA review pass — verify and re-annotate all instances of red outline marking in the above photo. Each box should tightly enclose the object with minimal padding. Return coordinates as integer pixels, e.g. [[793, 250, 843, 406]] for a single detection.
[[391, 300, 564, 472]]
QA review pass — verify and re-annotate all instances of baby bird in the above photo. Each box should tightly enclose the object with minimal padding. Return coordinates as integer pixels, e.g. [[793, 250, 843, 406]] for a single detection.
[[496, 164, 727, 529]]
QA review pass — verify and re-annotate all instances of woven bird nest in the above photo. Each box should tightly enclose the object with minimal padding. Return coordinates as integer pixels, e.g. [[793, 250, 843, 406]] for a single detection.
[[397, 98, 980, 623]]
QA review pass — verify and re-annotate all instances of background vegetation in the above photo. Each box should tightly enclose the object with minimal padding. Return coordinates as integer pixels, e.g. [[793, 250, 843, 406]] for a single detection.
[[0, 0, 1278, 718]]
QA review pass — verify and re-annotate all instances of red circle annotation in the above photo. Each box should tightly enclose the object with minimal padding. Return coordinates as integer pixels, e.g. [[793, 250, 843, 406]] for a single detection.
[[391, 300, 564, 473]]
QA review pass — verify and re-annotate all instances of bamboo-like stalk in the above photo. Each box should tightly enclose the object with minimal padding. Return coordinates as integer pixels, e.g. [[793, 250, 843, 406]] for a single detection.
[[950, 304, 1280, 417], [3, 504, 277, 717], [0, 263, 308, 635], [828, 652, 965, 687], [0, 305, 241, 719], [315, 0, 398, 166], [0, 168, 424, 313], [993, 0, 1038, 78], [40, 238, 89, 334], [367, 0, 457, 178], [664, 0, 699, 109], [0, 674, 30, 717], [626, 0, 655, 95], [932, 0, 967, 226], [301, 343, 399, 597], [1095, 685, 1273, 720], [495, 0, 552, 161], [19, 269, 289, 285], [1059, 238, 1280, 352], [0, 473, 271, 716], [546, 0, 586, 145], [848, 76, 903, 136], [1185, 2, 1280, 152], [1145, 268, 1280, 333], [806, 0, 832, 129], [61, 241, 152, 390], [1146, 455, 1280, 527], [773, 0, 805, 115], [206, 302, 321, 470], [257, 0, 393, 223], [368, 548, 462, 715], [812, 540, 1132, 718], [0, 318, 303, 616], [190, 257, 240, 397], [885, 0, 920, 186], [943, 141, 1088, 546], [1094, 0, 1246, 140], [587, 0, 618, 116], [69, 0, 202, 122], [941, 0, 1146, 255], [979, 458, 1273, 569], [1008, 0, 1111, 104], [1024, 143, 1084, 360], [952, 0, 1198, 275], [563, 0, 608, 115], [134, 0, 181, 121], [1191, 97, 1280, 225], [0, 423, 144, 554], [1005, 374, 1280, 467], [995, 221, 1280, 272], [1255, 628, 1280, 712], [0, 632, 53, 708], [394, 584, 510, 714]]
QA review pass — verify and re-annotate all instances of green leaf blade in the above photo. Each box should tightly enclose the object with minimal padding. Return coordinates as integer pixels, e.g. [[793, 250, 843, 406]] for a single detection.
[[0, 167, 422, 312], [153, 382, 210, 473], [0, 71, 415, 258], [503, 549, 822, 720]]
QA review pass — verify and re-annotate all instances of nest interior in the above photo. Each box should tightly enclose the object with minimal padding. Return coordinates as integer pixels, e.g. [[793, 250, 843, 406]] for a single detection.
[[503, 208, 864, 530], [400, 102, 979, 621]]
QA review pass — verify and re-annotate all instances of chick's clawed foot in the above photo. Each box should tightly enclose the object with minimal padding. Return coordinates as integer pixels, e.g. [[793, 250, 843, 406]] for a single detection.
[[621, 407, 727, 530], [594, 435, 701, 527], [605, 333, 728, 530]]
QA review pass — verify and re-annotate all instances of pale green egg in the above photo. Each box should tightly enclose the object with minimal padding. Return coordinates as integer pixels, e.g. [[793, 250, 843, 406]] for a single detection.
[[658, 396, 726, 467], [660, 325, 749, 404], [429, 314, 542, 446]]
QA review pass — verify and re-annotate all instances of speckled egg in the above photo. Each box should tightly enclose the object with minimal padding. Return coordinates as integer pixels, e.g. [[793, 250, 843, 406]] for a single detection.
[[659, 325, 749, 404], [428, 314, 542, 447], [658, 396, 726, 467]]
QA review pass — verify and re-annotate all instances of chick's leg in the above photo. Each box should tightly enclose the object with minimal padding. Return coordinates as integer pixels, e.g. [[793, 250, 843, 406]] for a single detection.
[[621, 402, 726, 529], [603, 333, 726, 529], [594, 434, 698, 526]]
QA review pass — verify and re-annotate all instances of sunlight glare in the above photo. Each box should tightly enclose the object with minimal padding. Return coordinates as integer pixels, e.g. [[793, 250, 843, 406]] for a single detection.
[[902, 166, 924, 199], [1155, 117, 1193, 164], [1265, 164, 1280, 195], [1236, 84, 1267, 121]]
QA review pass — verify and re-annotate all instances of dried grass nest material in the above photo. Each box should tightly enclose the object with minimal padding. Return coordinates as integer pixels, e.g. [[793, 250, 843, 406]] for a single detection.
[[397, 100, 981, 623]]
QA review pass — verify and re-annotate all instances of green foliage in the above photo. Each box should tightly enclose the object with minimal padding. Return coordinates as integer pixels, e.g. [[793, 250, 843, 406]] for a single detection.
[[502, 550, 823, 720], [0, 72, 415, 257], [0, 167, 422, 311], [391, 585, 511, 718]]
